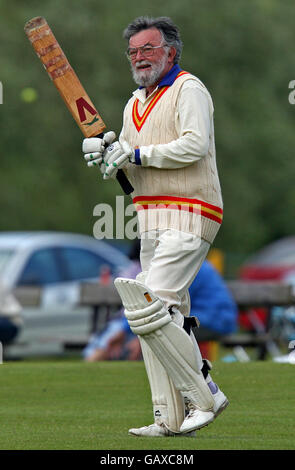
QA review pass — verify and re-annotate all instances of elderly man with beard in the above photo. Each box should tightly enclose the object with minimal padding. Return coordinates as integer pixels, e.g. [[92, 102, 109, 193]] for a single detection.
[[82, 16, 228, 438]]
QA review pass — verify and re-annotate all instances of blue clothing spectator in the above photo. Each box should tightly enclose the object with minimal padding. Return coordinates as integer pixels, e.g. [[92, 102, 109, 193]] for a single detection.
[[189, 261, 238, 340], [82, 254, 142, 361]]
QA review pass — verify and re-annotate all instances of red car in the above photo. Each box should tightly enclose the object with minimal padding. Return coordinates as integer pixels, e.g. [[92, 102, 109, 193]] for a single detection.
[[240, 236, 295, 282], [239, 237, 295, 330]]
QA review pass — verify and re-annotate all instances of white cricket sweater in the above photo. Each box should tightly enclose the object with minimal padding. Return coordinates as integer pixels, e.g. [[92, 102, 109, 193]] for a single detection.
[[119, 65, 223, 244]]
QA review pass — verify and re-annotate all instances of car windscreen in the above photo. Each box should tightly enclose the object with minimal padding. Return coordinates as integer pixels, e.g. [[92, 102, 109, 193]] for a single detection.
[[0, 249, 15, 274]]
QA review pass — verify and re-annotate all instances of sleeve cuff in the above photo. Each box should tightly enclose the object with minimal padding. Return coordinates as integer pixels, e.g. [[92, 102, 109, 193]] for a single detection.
[[134, 148, 141, 165]]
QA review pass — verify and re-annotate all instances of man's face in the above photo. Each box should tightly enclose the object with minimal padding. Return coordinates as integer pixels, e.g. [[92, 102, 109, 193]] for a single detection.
[[128, 28, 174, 88]]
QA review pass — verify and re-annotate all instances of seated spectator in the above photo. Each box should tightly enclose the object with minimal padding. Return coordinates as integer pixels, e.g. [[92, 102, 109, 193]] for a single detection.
[[83, 240, 142, 362], [83, 316, 142, 361], [83, 255, 238, 362]]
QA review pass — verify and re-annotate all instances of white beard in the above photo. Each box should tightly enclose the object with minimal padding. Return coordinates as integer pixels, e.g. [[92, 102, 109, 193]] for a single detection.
[[131, 55, 168, 88]]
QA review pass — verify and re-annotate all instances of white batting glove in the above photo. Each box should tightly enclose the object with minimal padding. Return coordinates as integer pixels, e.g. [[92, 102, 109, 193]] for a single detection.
[[82, 131, 116, 168], [103, 141, 135, 179]]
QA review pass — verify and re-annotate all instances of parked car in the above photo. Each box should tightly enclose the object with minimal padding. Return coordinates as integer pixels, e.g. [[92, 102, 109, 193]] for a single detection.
[[240, 236, 295, 282], [0, 231, 130, 357], [239, 236, 295, 332]]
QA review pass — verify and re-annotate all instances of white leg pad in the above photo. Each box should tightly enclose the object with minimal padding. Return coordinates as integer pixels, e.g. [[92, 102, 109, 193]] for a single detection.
[[139, 337, 185, 433], [114, 277, 172, 335], [134, 272, 185, 433], [114, 277, 214, 411]]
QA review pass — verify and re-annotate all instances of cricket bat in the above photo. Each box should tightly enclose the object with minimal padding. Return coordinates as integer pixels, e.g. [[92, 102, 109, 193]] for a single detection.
[[24, 16, 133, 195]]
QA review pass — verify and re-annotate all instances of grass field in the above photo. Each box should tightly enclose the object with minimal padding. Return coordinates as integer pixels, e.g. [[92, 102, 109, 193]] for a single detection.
[[0, 359, 294, 450]]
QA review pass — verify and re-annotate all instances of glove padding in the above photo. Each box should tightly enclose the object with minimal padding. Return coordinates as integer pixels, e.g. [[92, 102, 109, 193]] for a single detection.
[[83, 131, 116, 167], [103, 141, 135, 179]]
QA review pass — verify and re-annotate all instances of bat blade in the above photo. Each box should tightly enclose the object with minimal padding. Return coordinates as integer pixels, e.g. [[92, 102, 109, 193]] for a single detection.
[[24, 17, 134, 194], [24, 16, 106, 138]]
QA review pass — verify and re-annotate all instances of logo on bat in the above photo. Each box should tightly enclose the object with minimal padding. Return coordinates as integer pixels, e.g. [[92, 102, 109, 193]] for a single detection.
[[83, 115, 99, 127], [76, 97, 100, 126]]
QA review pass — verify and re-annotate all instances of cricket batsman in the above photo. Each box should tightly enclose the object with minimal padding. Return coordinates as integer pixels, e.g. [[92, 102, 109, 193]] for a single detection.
[[82, 16, 228, 437]]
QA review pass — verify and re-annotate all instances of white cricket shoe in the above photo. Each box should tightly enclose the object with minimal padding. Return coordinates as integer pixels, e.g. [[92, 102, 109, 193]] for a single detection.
[[180, 387, 229, 433], [213, 387, 229, 418], [180, 406, 214, 433], [128, 423, 196, 438]]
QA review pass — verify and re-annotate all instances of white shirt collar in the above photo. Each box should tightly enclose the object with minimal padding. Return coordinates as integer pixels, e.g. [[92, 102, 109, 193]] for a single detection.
[[132, 86, 159, 104]]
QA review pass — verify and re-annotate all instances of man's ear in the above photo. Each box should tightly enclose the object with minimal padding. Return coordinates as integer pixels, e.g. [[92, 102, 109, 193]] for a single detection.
[[168, 46, 177, 63]]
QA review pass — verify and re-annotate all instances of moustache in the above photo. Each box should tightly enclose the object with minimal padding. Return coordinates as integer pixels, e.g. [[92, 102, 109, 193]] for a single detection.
[[134, 60, 153, 69]]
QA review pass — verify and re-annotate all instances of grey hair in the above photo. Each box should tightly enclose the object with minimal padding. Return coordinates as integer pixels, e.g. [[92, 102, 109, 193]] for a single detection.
[[123, 16, 183, 64]]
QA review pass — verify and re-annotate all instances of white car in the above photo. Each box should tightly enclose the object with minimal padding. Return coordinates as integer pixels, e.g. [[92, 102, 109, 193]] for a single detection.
[[0, 232, 130, 357]]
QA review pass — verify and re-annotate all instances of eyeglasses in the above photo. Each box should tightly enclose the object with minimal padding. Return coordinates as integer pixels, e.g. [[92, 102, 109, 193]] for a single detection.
[[125, 44, 168, 61]]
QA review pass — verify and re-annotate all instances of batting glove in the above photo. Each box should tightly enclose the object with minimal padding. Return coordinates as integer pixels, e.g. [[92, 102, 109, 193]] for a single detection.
[[82, 131, 116, 168], [103, 141, 135, 179]]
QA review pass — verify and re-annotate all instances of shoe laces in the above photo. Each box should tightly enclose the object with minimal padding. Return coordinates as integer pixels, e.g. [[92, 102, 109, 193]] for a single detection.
[[186, 402, 198, 418]]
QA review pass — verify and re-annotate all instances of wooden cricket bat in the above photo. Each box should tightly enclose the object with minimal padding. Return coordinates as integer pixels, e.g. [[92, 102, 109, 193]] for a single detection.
[[24, 16, 133, 195]]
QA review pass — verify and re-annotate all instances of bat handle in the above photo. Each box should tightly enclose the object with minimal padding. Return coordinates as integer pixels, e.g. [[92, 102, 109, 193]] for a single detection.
[[116, 169, 134, 195], [97, 133, 134, 195]]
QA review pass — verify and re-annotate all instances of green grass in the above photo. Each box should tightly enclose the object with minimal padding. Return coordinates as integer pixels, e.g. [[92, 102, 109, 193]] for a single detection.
[[0, 360, 294, 450]]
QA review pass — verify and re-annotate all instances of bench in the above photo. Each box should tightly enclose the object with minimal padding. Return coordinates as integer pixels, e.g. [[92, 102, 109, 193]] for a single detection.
[[13, 286, 41, 307], [221, 281, 295, 359], [11, 282, 295, 360], [79, 280, 295, 360]]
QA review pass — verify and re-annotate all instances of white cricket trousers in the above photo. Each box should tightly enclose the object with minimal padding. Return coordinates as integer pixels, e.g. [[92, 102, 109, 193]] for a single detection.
[[139, 229, 210, 317]]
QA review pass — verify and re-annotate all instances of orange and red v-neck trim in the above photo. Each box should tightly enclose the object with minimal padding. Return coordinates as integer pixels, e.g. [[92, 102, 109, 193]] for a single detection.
[[132, 71, 189, 132]]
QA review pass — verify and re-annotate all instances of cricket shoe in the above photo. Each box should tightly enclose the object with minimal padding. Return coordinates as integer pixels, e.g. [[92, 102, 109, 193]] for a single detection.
[[201, 361, 229, 418], [180, 387, 229, 433], [180, 406, 214, 433], [213, 387, 229, 418], [128, 423, 196, 438]]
